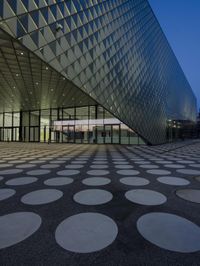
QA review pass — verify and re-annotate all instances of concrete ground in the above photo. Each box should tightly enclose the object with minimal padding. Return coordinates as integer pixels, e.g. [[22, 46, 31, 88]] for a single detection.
[[0, 141, 200, 266]]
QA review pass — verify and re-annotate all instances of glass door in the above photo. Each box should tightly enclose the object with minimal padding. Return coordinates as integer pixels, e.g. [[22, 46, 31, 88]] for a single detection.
[[62, 126, 69, 143], [104, 125, 112, 144], [68, 125, 75, 143], [4, 128, 12, 141], [62, 125, 75, 143], [30, 127, 40, 142], [13, 127, 19, 141], [112, 125, 120, 144], [0, 128, 3, 141]]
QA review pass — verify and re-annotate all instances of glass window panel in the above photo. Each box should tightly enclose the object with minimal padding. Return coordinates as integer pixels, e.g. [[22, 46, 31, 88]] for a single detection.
[[4, 113, 12, 127]]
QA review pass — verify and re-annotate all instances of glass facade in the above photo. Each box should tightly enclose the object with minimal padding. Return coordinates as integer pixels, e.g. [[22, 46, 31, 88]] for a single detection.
[[0, 106, 145, 145]]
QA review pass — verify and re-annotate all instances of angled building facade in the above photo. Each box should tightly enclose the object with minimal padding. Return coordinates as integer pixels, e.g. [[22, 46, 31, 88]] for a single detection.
[[0, 0, 197, 145]]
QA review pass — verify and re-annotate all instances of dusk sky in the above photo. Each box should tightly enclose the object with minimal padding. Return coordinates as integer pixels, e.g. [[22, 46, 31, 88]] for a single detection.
[[149, 0, 200, 110]]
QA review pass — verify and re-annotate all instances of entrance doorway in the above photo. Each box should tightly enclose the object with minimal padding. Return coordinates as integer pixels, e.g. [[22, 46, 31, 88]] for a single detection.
[[62, 125, 75, 143], [104, 124, 120, 144]]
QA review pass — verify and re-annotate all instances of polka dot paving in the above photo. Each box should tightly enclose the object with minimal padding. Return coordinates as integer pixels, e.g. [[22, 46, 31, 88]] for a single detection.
[[55, 213, 118, 253], [137, 212, 200, 253], [1, 141, 200, 265], [73, 189, 113, 205], [0, 212, 41, 249]]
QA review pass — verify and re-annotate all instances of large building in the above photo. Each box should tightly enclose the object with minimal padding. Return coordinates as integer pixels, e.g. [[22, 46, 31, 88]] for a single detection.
[[0, 0, 197, 145]]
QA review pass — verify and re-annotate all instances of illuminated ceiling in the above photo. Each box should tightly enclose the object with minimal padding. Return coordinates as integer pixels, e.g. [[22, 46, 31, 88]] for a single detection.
[[0, 28, 96, 112]]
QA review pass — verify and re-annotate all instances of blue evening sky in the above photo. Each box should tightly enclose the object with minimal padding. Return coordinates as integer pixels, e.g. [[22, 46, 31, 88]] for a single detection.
[[148, 0, 200, 110]]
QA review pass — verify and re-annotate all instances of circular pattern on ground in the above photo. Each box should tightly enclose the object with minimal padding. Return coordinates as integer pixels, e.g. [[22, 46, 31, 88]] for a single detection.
[[0, 163, 13, 168], [82, 177, 111, 186], [0, 212, 41, 249], [125, 189, 166, 206], [0, 189, 16, 201], [6, 177, 38, 186], [16, 164, 36, 169], [26, 169, 50, 176], [176, 169, 200, 175], [0, 169, 23, 175], [117, 170, 140, 176], [57, 170, 80, 176], [115, 165, 133, 169], [189, 164, 200, 168], [137, 212, 200, 253], [177, 160, 195, 164], [40, 164, 60, 169], [90, 165, 108, 169], [73, 189, 113, 205], [139, 164, 159, 169], [164, 164, 185, 169], [87, 170, 109, 176], [120, 177, 150, 186], [65, 165, 84, 169], [176, 189, 200, 203], [21, 189, 63, 205], [146, 169, 171, 175], [157, 176, 190, 186], [55, 212, 118, 253], [44, 177, 73, 186]]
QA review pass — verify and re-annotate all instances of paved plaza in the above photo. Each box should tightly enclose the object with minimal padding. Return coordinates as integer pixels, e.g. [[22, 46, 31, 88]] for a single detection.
[[0, 141, 200, 265]]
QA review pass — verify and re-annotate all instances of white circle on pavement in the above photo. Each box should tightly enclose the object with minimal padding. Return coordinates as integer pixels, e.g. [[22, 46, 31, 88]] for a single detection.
[[6, 177, 38, 186], [0, 169, 23, 175], [9, 160, 26, 164], [157, 176, 190, 186], [40, 164, 60, 169], [44, 177, 73, 186], [155, 160, 172, 164], [57, 170, 80, 176], [177, 160, 195, 164], [113, 161, 128, 165], [117, 170, 140, 176], [164, 164, 185, 169], [137, 212, 200, 253], [21, 189, 63, 205], [72, 161, 87, 164], [125, 189, 166, 206], [115, 165, 133, 169], [139, 165, 159, 169], [55, 212, 118, 253], [0, 163, 13, 168], [29, 160, 46, 164], [65, 165, 84, 169], [135, 161, 150, 165], [0, 189, 16, 201], [82, 177, 111, 186], [120, 177, 149, 186], [146, 169, 171, 175], [189, 164, 200, 168], [90, 165, 108, 169], [73, 189, 113, 205], [87, 170, 109, 176], [16, 164, 36, 169], [176, 169, 200, 175], [50, 160, 66, 164], [0, 212, 41, 249], [176, 189, 200, 203], [26, 169, 50, 176]]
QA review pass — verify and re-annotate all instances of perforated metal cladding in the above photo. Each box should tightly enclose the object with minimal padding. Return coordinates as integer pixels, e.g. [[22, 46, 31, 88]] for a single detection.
[[0, 0, 197, 144]]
